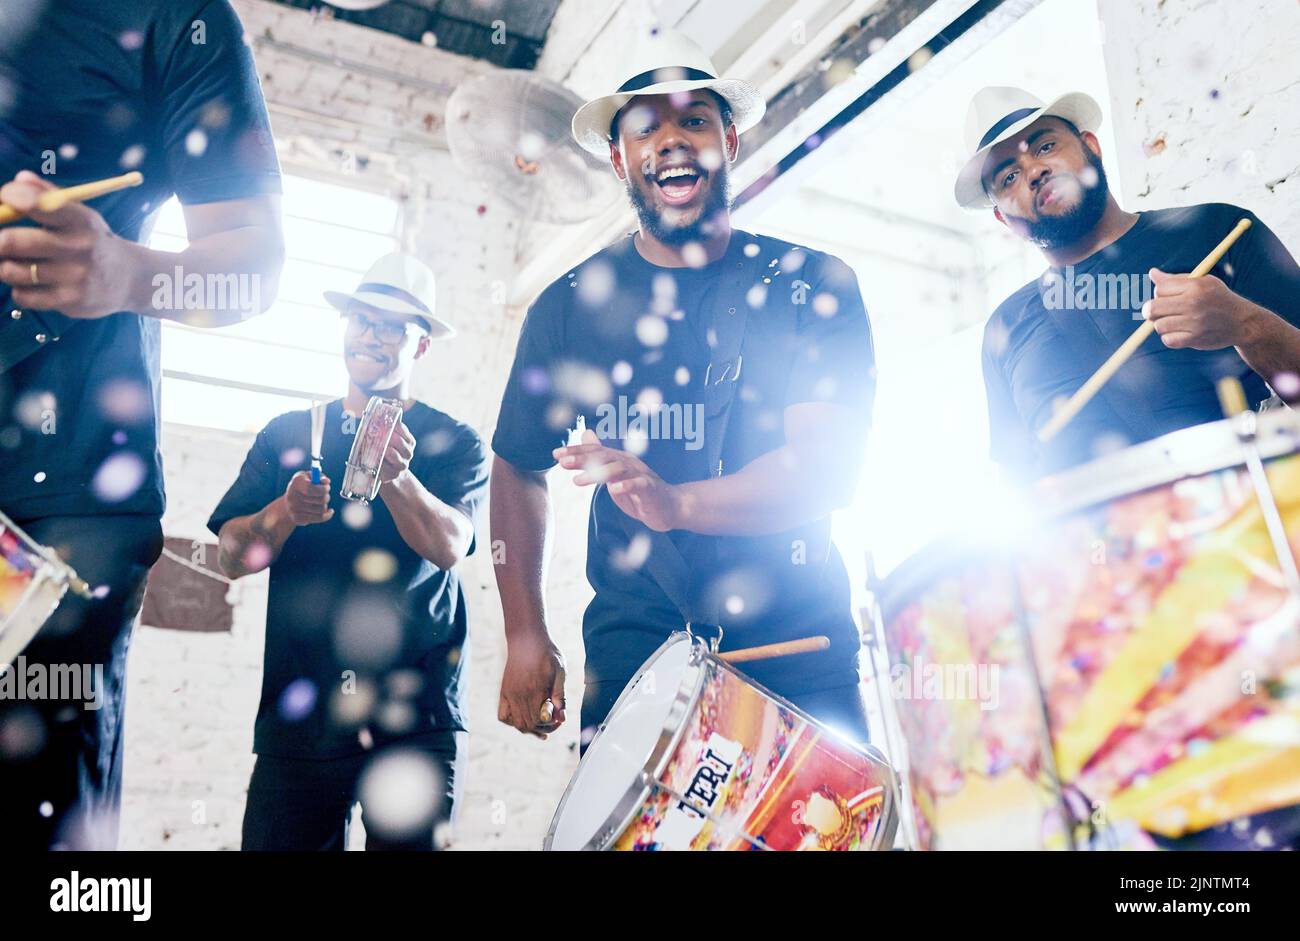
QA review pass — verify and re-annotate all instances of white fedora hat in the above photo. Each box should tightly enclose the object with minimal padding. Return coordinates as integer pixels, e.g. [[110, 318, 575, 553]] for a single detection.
[[571, 28, 765, 157], [323, 252, 454, 340], [954, 86, 1102, 209]]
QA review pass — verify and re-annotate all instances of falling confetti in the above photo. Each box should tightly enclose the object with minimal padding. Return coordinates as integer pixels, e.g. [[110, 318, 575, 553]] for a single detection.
[[354, 548, 398, 583], [334, 592, 402, 669], [812, 292, 839, 318], [14, 390, 54, 431], [357, 749, 445, 839], [635, 315, 669, 347], [521, 366, 550, 396], [97, 379, 150, 424], [119, 144, 146, 170], [680, 242, 708, 268], [674, 366, 690, 386], [185, 128, 208, 157], [91, 452, 146, 504], [280, 447, 306, 468], [342, 502, 372, 530], [576, 259, 616, 307], [32, 471, 45, 483], [611, 361, 633, 386], [278, 678, 317, 722], [0, 707, 47, 761]]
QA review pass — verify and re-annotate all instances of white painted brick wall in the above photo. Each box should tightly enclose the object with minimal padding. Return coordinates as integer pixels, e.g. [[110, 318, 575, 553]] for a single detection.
[[1097, 0, 1300, 246]]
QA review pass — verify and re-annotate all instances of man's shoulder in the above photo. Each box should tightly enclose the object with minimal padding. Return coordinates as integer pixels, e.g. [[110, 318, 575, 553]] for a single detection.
[[984, 278, 1044, 359], [739, 229, 854, 284], [534, 236, 638, 305], [989, 278, 1044, 326], [407, 402, 486, 455], [1142, 201, 1250, 233], [258, 405, 313, 441]]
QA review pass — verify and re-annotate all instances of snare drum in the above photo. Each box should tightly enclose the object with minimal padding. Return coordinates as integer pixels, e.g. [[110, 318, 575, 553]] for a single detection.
[[878, 411, 1300, 850], [0, 509, 89, 666], [340, 396, 403, 503], [545, 632, 899, 851]]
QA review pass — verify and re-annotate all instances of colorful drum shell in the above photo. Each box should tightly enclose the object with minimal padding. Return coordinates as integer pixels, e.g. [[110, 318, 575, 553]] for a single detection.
[[878, 411, 1300, 850], [0, 510, 74, 666], [546, 633, 898, 851]]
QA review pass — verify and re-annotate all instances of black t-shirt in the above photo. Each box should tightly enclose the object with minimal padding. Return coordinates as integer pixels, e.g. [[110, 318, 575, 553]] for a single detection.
[[207, 400, 490, 758], [0, 0, 281, 522], [983, 203, 1300, 477], [493, 229, 876, 696]]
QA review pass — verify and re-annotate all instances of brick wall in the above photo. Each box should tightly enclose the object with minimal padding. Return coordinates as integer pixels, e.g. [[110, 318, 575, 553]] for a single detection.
[[1097, 0, 1300, 246]]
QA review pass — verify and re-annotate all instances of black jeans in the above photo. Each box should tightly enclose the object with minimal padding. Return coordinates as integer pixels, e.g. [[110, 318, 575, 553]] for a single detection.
[[0, 513, 162, 849], [241, 733, 465, 851], [580, 675, 872, 756]]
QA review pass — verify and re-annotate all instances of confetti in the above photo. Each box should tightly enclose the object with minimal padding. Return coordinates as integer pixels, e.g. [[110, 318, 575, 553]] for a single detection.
[[357, 749, 445, 838], [91, 452, 146, 503]]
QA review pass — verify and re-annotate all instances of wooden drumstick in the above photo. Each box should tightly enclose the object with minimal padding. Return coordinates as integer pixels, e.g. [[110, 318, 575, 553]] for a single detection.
[[1038, 217, 1253, 443], [0, 171, 144, 227], [719, 635, 830, 664]]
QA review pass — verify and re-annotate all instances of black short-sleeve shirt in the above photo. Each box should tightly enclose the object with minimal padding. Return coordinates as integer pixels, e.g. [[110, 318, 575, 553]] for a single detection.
[[983, 203, 1300, 477], [0, 0, 281, 522], [208, 400, 489, 758], [493, 229, 876, 696]]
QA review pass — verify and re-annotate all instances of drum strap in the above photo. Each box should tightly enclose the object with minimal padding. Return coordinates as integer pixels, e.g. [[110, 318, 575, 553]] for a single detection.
[[607, 236, 764, 630]]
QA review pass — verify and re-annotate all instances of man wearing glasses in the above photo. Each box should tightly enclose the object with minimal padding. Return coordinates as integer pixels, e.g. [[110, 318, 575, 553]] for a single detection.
[[208, 254, 489, 850]]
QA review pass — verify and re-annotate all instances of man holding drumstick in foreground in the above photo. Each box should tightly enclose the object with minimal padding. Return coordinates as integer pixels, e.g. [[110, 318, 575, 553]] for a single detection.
[[960, 86, 1300, 481], [961, 86, 1300, 849], [491, 30, 879, 749], [0, 0, 283, 849]]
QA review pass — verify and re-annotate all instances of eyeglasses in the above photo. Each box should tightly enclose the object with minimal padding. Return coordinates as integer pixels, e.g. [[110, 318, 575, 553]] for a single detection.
[[343, 308, 426, 345]]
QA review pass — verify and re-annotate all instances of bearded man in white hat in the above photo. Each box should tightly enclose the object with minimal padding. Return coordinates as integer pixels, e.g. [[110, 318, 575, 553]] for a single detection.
[[491, 29, 881, 752], [208, 253, 489, 851], [963, 86, 1300, 481]]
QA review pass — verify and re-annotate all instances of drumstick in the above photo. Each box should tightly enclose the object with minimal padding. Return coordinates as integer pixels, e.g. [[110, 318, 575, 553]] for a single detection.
[[719, 635, 830, 664], [1038, 217, 1253, 443], [0, 171, 144, 227]]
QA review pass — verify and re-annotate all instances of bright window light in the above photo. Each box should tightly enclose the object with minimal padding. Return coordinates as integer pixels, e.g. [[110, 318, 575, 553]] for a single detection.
[[148, 174, 400, 433]]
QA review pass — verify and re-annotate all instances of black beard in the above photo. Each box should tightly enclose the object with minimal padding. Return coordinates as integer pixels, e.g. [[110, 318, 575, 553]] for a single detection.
[[1012, 149, 1109, 250], [625, 162, 731, 246]]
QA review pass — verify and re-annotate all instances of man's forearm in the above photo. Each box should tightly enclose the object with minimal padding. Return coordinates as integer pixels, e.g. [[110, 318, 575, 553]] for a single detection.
[[217, 496, 296, 578], [672, 445, 858, 537], [119, 226, 283, 327], [1236, 301, 1300, 401], [379, 473, 474, 569], [490, 456, 553, 641]]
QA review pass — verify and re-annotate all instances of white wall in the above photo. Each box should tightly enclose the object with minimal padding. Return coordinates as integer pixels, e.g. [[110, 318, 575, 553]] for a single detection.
[[1097, 0, 1300, 247]]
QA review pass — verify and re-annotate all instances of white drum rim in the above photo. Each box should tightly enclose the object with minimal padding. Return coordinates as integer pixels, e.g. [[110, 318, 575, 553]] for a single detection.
[[543, 632, 707, 851], [1034, 409, 1300, 519], [543, 633, 900, 851]]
